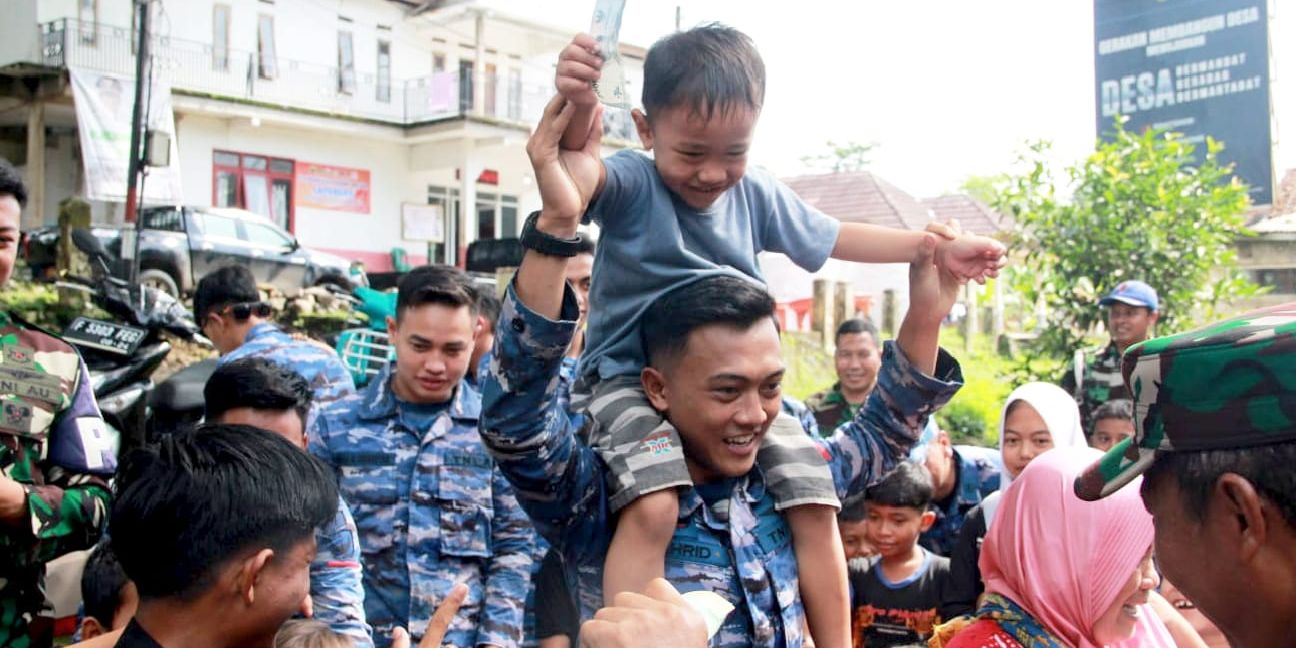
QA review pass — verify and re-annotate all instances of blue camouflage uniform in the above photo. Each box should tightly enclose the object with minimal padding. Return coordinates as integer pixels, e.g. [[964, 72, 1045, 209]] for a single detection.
[[219, 322, 356, 401], [312, 498, 374, 646], [780, 396, 820, 437], [918, 445, 1001, 556], [480, 285, 962, 648], [310, 365, 535, 648], [219, 320, 368, 641]]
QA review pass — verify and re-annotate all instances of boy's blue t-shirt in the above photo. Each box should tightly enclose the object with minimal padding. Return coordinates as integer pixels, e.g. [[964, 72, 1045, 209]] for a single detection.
[[580, 149, 841, 382]]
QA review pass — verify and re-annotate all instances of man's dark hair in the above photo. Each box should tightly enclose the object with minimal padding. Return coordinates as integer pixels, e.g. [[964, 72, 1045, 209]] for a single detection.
[[640, 275, 775, 368], [642, 23, 765, 121], [193, 265, 262, 323], [204, 357, 311, 427], [396, 264, 479, 321], [477, 291, 502, 334], [865, 462, 934, 510], [1092, 398, 1134, 424], [1143, 441, 1296, 528], [81, 541, 130, 627], [838, 494, 868, 524], [0, 158, 27, 208], [835, 318, 879, 346], [110, 424, 337, 601]]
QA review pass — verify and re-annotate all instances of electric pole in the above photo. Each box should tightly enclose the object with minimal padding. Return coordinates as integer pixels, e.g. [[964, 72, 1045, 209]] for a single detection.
[[124, 0, 150, 226]]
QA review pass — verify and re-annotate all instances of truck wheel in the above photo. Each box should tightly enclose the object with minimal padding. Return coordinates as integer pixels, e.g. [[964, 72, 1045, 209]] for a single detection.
[[140, 269, 180, 298]]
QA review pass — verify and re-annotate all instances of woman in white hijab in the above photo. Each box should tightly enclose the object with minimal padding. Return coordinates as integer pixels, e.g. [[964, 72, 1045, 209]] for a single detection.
[[939, 382, 1088, 619]]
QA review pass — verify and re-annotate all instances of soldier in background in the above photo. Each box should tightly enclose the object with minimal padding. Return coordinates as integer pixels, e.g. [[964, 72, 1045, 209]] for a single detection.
[[806, 319, 883, 435], [194, 264, 355, 402], [0, 158, 115, 647], [310, 265, 534, 648], [1061, 280, 1158, 435]]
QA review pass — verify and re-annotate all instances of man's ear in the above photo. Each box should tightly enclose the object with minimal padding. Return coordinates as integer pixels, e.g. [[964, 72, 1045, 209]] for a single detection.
[[236, 548, 276, 606], [386, 315, 398, 340], [641, 366, 669, 412], [475, 314, 488, 338], [79, 616, 106, 639], [919, 510, 937, 532], [1214, 473, 1269, 564], [632, 109, 653, 150]]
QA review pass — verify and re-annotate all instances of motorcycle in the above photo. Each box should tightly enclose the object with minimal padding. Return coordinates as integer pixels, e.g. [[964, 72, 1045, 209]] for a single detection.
[[59, 230, 206, 454]]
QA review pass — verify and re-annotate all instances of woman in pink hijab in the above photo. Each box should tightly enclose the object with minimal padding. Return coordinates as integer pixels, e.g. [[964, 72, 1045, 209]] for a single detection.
[[934, 447, 1174, 648]]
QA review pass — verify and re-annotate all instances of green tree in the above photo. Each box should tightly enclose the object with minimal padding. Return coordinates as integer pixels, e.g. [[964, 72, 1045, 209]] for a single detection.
[[996, 118, 1262, 381], [800, 140, 878, 173], [960, 173, 1009, 206]]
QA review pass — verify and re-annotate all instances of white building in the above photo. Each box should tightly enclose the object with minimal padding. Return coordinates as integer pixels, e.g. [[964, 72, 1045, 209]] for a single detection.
[[0, 0, 643, 271]]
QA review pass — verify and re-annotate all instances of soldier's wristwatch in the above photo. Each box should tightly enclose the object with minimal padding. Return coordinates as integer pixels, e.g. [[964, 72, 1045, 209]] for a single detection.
[[519, 210, 583, 258]]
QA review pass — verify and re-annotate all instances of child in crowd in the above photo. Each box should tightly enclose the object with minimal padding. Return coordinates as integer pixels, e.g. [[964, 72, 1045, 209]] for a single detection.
[[553, 23, 1005, 647], [274, 619, 353, 648], [839, 496, 877, 562], [1089, 398, 1134, 452], [850, 463, 949, 647], [78, 542, 138, 640]]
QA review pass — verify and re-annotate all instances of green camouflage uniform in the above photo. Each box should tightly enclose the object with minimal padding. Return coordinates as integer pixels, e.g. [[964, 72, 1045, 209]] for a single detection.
[[804, 383, 862, 437], [1076, 301, 1296, 500], [0, 311, 114, 648], [1060, 342, 1128, 435]]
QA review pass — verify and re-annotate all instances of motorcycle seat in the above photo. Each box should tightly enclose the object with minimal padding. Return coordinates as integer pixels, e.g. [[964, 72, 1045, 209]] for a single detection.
[[150, 358, 218, 412]]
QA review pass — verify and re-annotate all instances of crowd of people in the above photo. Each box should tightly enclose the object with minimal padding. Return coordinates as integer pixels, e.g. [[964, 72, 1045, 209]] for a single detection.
[[0, 20, 1293, 648]]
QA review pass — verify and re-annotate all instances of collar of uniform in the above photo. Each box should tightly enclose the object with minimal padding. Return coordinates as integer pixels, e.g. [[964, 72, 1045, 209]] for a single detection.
[[678, 469, 766, 528], [1099, 341, 1122, 361], [358, 363, 481, 422], [243, 321, 285, 344], [822, 383, 848, 406]]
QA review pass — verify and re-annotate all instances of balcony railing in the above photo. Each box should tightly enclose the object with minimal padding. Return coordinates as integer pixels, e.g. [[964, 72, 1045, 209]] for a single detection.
[[40, 18, 638, 140]]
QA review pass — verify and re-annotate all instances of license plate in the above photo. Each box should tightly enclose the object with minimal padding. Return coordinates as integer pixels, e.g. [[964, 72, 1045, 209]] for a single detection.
[[64, 317, 147, 355]]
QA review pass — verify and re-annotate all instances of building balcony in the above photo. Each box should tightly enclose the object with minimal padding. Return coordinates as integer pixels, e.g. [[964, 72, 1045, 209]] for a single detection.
[[36, 18, 637, 140]]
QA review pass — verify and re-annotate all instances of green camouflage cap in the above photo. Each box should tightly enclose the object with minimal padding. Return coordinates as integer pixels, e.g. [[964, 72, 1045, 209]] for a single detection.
[[1075, 301, 1296, 501]]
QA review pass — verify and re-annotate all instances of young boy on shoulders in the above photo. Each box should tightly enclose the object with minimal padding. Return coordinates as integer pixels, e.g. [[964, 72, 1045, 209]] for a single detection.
[[852, 463, 948, 648], [551, 23, 1004, 648]]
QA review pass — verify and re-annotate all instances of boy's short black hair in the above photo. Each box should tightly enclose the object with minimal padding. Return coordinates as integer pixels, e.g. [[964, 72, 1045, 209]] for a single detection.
[[835, 318, 879, 346], [838, 494, 868, 524], [204, 357, 312, 426], [395, 265, 479, 321], [81, 541, 130, 628], [111, 424, 337, 601], [642, 23, 765, 120], [641, 275, 775, 369], [865, 462, 934, 510], [193, 265, 263, 323], [1092, 398, 1134, 424], [0, 158, 27, 208]]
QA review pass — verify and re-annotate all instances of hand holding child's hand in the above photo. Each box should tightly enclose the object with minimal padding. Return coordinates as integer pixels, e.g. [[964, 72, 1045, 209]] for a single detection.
[[909, 231, 964, 328], [556, 34, 604, 107], [931, 227, 1006, 284], [527, 95, 603, 225]]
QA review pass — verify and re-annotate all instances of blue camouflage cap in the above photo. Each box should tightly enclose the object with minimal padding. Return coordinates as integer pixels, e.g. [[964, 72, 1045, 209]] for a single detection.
[[1099, 280, 1158, 311], [1075, 302, 1296, 501]]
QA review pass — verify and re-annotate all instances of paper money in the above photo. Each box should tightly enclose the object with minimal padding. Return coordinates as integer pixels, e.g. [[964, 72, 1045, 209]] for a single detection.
[[680, 590, 736, 640], [589, 0, 630, 109]]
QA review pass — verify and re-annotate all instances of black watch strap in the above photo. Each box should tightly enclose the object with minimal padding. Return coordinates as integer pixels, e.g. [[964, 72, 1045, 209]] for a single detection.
[[519, 210, 583, 258]]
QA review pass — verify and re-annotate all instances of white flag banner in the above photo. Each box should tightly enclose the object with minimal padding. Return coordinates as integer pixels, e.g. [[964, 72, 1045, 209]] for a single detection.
[[69, 67, 183, 204]]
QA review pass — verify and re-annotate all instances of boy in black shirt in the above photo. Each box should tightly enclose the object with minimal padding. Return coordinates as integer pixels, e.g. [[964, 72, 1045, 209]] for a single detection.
[[850, 463, 949, 648]]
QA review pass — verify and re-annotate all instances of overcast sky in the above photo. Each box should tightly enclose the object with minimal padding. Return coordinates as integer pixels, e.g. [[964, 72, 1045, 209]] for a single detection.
[[484, 0, 1295, 201]]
